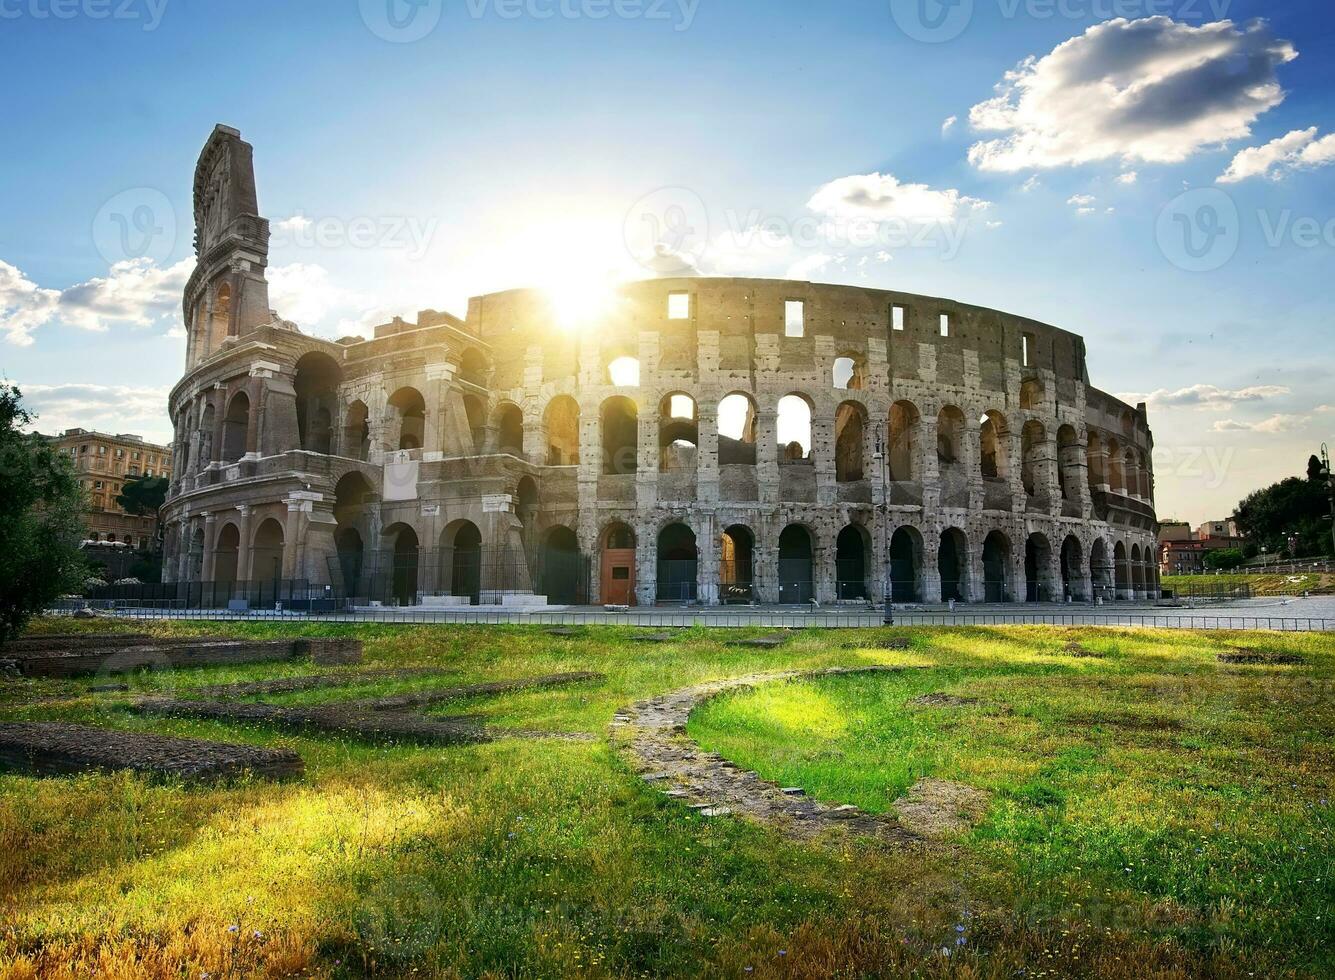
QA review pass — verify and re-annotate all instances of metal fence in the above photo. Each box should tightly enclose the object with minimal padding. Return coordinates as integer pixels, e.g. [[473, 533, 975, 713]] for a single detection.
[[329, 547, 592, 607]]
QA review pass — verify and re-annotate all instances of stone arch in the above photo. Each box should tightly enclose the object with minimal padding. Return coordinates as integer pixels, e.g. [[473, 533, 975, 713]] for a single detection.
[[656, 522, 698, 603], [294, 351, 341, 454], [720, 524, 756, 602], [938, 527, 969, 602], [889, 525, 923, 602], [778, 523, 815, 604], [495, 402, 524, 455], [601, 395, 639, 475], [979, 410, 1009, 481], [1060, 535, 1084, 600], [251, 518, 285, 585], [835, 401, 867, 483], [1086, 431, 1105, 490], [1025, 532, 1055, 602], [1106, 438, 1124, 493], [601, 521, 637, 607], [835, 524, 871, 600], [1021, 419, 1047, 498], [659, 392, 698, 472], [221, 390, 250, 463], [888, 400, 921, 483], [540, 525, 582, 605], [441, 520, 480, 605], [1090, 537, 1113, 600], [544, 395, 580, 465], [937, 406, 967, 504], [388, 387, 426, 451], [197, 402, 215, 470], [1056, 425, 1081, 503], [383, 522, 420, 606], [718, 392, 758, 465], [215, 522, 240, 587], [777, 394, 813, 462], [1113, 539, 1130, 599], [1131, 543, 1145, 596], [982, 530, 1012, 602], [515, 475, 539, 548], [335, 526, 365, 597], [833, 354, 866, 391], [458, 348, 489, 387], [343, 400, 370, 461]]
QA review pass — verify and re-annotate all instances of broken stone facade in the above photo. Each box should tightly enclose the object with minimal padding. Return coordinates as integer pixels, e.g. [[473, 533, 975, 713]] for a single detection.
[[162, 126, 1160, 607]]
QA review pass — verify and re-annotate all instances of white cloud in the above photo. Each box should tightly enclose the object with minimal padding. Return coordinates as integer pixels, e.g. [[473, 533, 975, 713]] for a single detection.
[[968, 17, 1297, 173], [0, 260, 61, 347], [941, 115, 958, 135], [1218, 126, 1335, 183], [1021, 176, 1041, 192], [1119, 384, 1290, 409], [1212, 413, 1310, 434], [785, 253, 835, 281], [807, 173, 990, 223], [1117, 171, 1139, 185], [1068, 193, 1097, 214], [18, 382, 174, 443]]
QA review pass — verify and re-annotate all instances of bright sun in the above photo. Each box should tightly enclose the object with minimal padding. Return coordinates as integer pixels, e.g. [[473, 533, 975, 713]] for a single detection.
[[547, 278, 621, 332]]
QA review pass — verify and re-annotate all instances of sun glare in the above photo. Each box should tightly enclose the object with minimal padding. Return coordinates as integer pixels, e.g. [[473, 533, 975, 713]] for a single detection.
[[547, 278, 621, 332]]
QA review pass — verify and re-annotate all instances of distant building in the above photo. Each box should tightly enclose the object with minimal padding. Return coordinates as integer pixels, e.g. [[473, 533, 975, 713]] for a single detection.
[[1160, 539, 1212, 575], [46, 428, 173, 551], [1196, 519, 1243, 545], [1157, 521, 1192, 544], [1159, 519, 1246, 575]]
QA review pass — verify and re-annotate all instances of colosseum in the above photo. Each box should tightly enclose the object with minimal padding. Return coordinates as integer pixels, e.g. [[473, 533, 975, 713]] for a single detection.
[[161, 125, 1162, 609]]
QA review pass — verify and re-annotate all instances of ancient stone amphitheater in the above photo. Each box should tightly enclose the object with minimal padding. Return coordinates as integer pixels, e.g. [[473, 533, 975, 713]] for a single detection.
[[162, 126, 1160, 608]]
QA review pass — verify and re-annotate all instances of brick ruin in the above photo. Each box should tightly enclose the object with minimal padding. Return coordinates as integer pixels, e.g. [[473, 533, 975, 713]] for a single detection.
[[161, 125, 1160, 608]]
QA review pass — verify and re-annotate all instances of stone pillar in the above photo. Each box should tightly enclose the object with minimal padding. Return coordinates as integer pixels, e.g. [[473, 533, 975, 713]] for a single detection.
[[920, 413, 940, 510], [698, 511, 718, 605], [922, 539, 942, 604], [966, 416, 984, 512], [756, 409, 779, 505], [282, 497, 306, 579], [201, 513, 218, 581], [423, 363, 453, 459], [814, 528, 837, 604], [697, 400, 719, 505], [967, 546, 986, 603], [812, 408, 837, 506], [236, 504, 253, 586]]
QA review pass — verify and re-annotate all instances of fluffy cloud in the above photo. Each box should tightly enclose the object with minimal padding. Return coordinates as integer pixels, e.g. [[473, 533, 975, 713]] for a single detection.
[[968, 17, 1297, 173], [941, 115, 958, 135], [807, 173, 990, 223], [0, 260, 61, 346], [1218, 127, 1335, 183], [1117, 171, 1139, 185], [1212, 414, 1310, 434], [18, 382, 174, 443], [1120, 384, 1290, 410], [1067, 194, 1098, 214]]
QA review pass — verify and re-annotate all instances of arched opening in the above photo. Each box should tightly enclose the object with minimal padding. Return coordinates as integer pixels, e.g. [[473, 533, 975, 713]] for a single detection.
[[1106, 438, 1124, 494], [1021, 420, 1047, 498], [1025, 533, 1054, 602], [1057, 425, 1081, 503], [1124, 449, 1140, 499], [982, 530, 1011, 602], [1086, 432, 1105, 490], [979, 411, 1009, 481], [938, 527, 968, 602], [601, 396, 639, 475], [888, 401, 920, 483], [459, 348, 489, 387], [1090, 539, 1113, 601], [720, 524, 755, 603], [221, 391, 250, 463], [335, 527, 364, 598], [777, 524, 814, 604], [197, 404, 214, 470], [835, 402, 867, 483], [384, 528, 419, 606], [601, 522, 637, 606], [210, 282, 233, 350], [1131, 544, 1145, 597], [889, 526, 922, 602], [1061, 535, 1084, 600], [294, 352, 341, 454], [659, 393, 698, 472], [496, 403, 524, 455], [444, 521, 480, 605], [215, 522, 240, 587], [343, 400, 370, 461], [608, 356, 641, 387], [388, 387, 426, 451], [540, 526, 582, 605], [463, 393, 487, 453], [1114, 540, 1129, 599], [718, 393, 757, 466], [836, 525, 870, 600], [656, 523, 698, 603], [545, 396, 580, 466], [252, 518, 285, 586], [833, 355, 866, 391], [1020, 378, 1042, 410], [937, 406, 967, 504], [777, 395, 813, 463]]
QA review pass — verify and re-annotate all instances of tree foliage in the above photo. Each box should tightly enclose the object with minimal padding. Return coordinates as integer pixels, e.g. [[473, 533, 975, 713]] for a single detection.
[[1233, 458, 1333, 559], [1203, 548, 1245, 570], [115, 474, 169, 517], [0, 384, 87, 642]]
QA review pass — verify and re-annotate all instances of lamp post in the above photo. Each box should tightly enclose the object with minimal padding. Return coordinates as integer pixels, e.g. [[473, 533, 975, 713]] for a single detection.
[[875, 423, 894, 626], [1322, 444, 1334, 556]]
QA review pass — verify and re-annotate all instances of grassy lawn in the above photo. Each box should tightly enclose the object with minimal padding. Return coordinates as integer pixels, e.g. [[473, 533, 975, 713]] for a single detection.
[[0, 619, 1332, 978], [1163, 571, 1334, 595]]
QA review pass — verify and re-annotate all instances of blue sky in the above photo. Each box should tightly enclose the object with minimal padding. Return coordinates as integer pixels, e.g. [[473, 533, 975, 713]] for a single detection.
[[1, 0, 1332, 523]]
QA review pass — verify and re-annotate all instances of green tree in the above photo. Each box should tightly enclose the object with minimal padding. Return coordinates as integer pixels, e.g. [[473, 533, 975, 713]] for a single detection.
[[1203, 548, 1245, 570], [0, 384, 87, 642], [115, 474, 169, 553], [1233, 460, 1333, 559]]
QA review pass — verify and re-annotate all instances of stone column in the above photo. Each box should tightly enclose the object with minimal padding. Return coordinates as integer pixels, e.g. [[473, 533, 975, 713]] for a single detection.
[[201, 513, 217, 581], [637, 396, 659, 507], [696, 400, 719, 505], [423, 363, 453, 459], [920, 413, 941, 510], [922, 538, 942, 604], [236, 504, 253, 587], [756, 409, 779, 505], [812, 408, 836, 506]]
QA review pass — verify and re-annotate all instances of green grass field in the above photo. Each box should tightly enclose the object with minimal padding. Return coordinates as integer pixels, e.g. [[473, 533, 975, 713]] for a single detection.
[[1, 619, 1332, 979], [1163, 571, 1333, 595]]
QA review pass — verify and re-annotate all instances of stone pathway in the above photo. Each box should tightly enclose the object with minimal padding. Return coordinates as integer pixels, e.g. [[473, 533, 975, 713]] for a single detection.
[[612, 665, 988, 844]]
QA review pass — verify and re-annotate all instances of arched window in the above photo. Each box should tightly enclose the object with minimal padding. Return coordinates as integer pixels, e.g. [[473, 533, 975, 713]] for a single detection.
[[835, 525, 870, 600], [608, 356, 640, 387], [659, 393, 698, 472], [888, 401, 920, 482], [221, 392, 250, 463], [979, 411, 1008, 480], [344, 400, 370, 461], [777, 395, 812, 462], [496, 404, 524, 455], [778, 525, 815, 604], [718, 393, 757, 465], [939, 528, 968, 602], [1021, 420, 1047, 497], [388, 388, 426, 451], [656, 523, 697, 603], [1020, 378, 1042, 410], [833, 355, 866, 391], [720, 525, 755, 602], [295, 352, 341, 455], [545, 396, 580, 465], [835, 402, 866, 482], [601, 396, 638, 475], [252, 518, 285, 585]]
